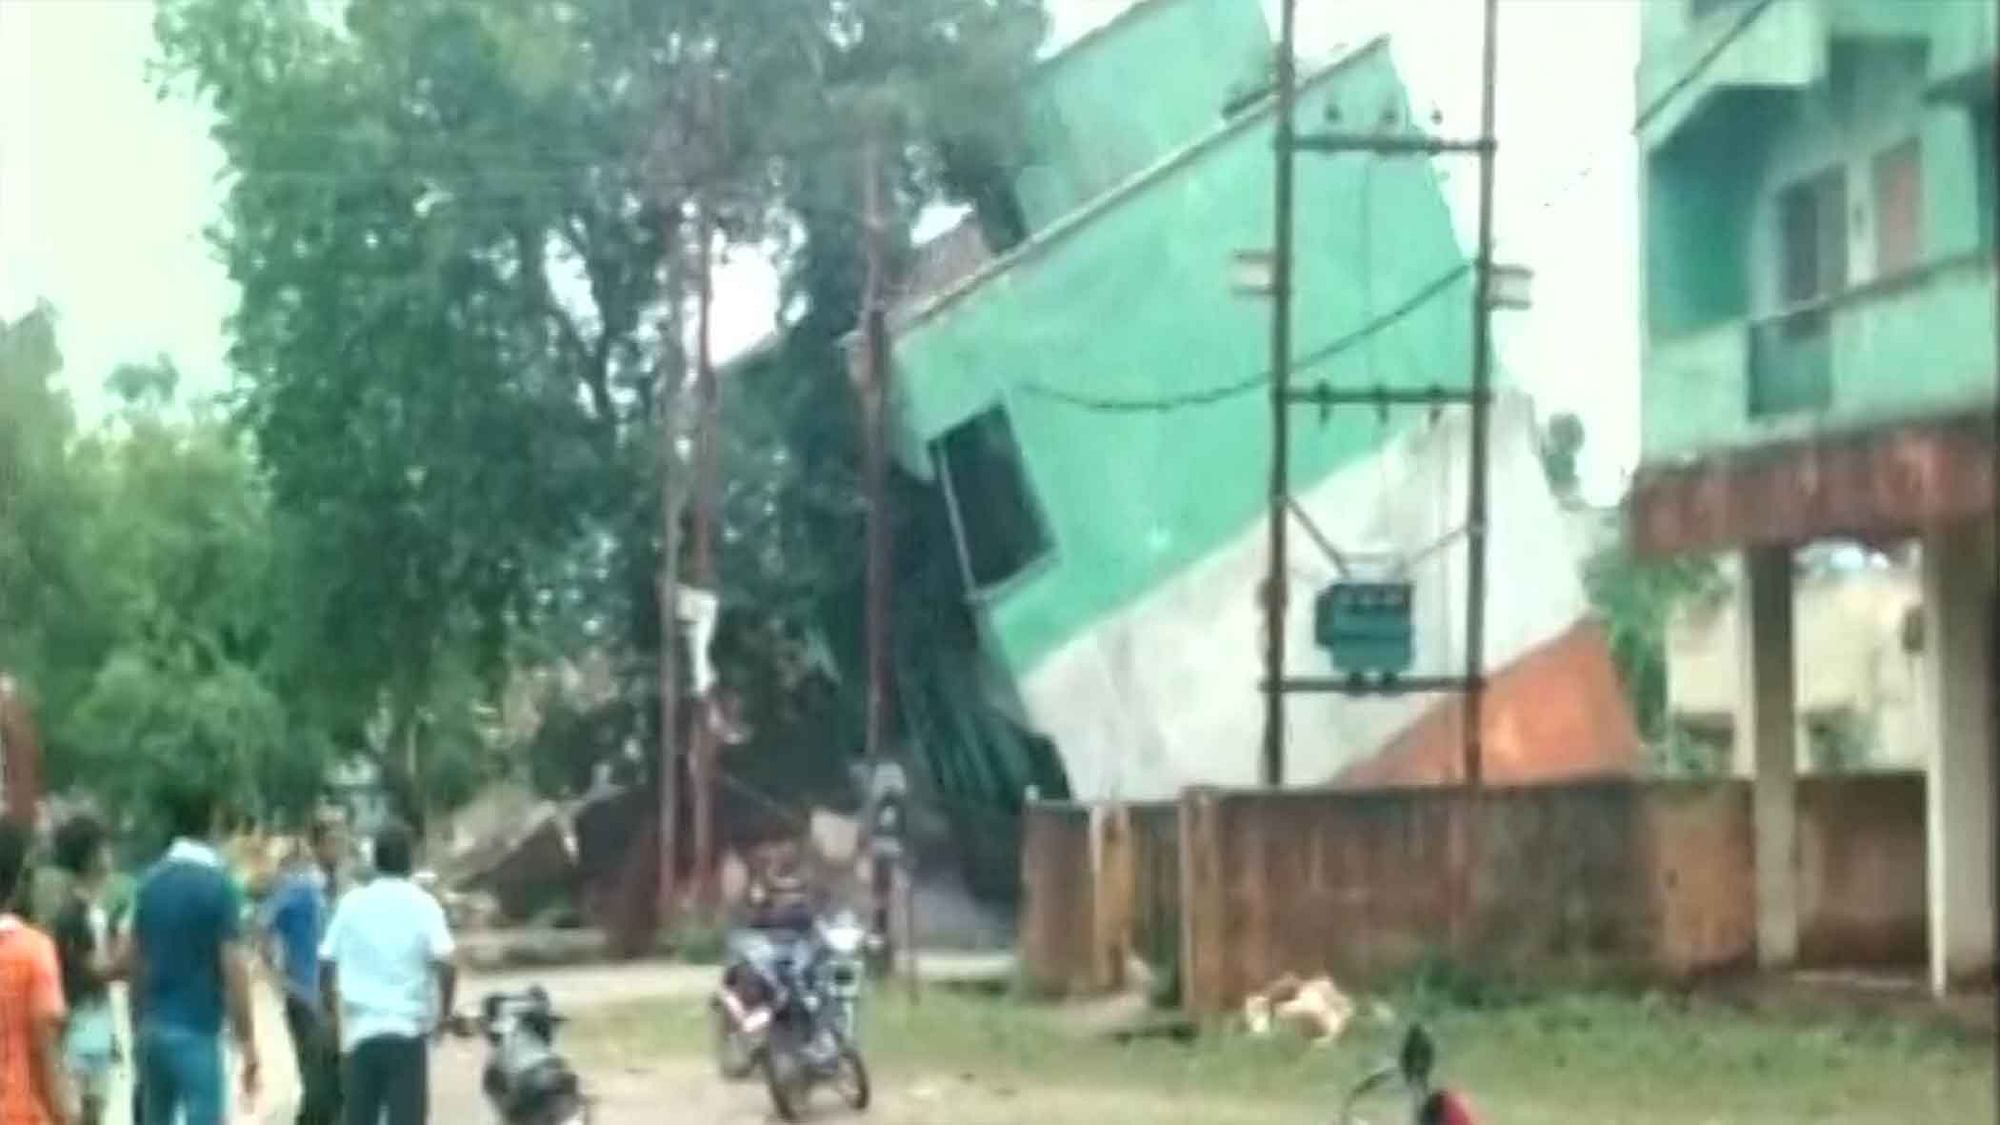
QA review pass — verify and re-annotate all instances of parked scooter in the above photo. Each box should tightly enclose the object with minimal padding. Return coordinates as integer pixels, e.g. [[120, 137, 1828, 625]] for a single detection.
[[1335, 1025, 1477, 1125], [758, 910, 872, 1121], [452, 987, 591, 1125]]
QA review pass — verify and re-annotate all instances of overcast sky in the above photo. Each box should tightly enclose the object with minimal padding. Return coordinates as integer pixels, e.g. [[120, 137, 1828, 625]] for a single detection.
[[1, 0, 1639, 497]]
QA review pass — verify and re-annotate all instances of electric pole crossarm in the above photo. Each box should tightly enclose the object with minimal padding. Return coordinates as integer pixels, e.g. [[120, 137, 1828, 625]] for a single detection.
[[1268, 675, 1478, 697], [1290, 133, 1493, 156], [1283, 384, 1489, 408]]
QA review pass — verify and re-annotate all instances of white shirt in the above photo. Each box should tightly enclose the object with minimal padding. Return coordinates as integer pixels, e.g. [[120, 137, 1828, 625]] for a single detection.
[[166, 838, 224, 867], [319, 876, 455, 1051]]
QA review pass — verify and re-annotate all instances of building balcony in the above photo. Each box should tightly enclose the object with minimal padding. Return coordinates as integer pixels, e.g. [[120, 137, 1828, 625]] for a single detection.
[[1642, 251, 1998, 465], [1638, 0, 1827, 151], [1639, 0, 1990, 152], [1922, 1, 2000, 104]]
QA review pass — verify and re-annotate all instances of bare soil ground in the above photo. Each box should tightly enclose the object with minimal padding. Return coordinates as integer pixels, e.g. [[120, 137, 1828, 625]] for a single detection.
[[113, 960, 1996, 1125]]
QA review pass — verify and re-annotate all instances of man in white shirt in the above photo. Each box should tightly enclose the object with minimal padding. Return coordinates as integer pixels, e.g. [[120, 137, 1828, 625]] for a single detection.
[[319, 824, 456, 1125]]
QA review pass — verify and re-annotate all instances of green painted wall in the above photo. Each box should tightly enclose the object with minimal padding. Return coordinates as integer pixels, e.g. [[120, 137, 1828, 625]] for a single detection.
[[1928, 0, 2000, 94], [893, 41, 1473, 674], [1015, 0, 1272, 232], [1642, 94, 1778, 337], [1640, 3, 1999, 463], [1636, 0, 1826, 150]]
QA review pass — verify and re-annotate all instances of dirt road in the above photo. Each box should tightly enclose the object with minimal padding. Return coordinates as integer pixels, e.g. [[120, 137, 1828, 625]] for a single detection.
[[106, 954, 1010, 1124]]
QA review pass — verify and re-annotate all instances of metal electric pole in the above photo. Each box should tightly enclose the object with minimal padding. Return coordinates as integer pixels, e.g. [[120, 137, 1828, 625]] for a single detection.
[[1262, 0, 1502, 799], [858, 127, 892, 777], [1462, 0, 1501, 792], [688, 195, 720, 913], [1260, 0, 1299, 790], [656, 250, 685, 927], [854, 122, 911, 986]]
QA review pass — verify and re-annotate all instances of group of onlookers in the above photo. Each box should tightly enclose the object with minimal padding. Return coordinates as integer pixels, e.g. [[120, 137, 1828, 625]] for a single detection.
[[0, 781, 457, 1125]]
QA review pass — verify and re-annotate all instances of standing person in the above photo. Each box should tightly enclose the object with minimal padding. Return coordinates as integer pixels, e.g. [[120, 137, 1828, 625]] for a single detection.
[[112, 899, 142, 1125], [131, 781, 261, 1125], [320, 823, 455, 1125], [263, 816, 345, 1125], [0, 817, 72, 1125], [50, 815, 120, 1125]]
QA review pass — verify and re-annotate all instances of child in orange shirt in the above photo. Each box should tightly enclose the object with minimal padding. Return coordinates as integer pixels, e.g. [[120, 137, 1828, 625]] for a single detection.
[[0, 817, 71, 1125]]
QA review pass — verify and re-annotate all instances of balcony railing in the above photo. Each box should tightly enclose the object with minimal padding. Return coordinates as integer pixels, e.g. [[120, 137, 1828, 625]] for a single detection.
[[1747, 305, 1832, 417], [1644, 250, 1997, 463]]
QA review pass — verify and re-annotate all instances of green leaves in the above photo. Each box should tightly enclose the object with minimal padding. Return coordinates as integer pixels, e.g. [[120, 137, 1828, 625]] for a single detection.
[[1, 306, 336, 827], [1583, 545, 1723, 761], [146, 0, 1046, 810]]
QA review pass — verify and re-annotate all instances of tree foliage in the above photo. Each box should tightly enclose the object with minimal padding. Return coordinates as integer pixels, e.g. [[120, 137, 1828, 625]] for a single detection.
[[153, 0, 1047, 807], [1534, 410, 1722, 771], [0, 308, 338, 831], [1582, 546, 1723, 752], [1540, 410, 1585, 501]]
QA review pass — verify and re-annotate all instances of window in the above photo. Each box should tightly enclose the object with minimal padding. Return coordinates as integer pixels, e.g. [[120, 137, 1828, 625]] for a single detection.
[[935, 406, 1052, 591], [1872, 139, 1923, 277], [1754, 167, 1845, 415], [1689, 0, 1743, 21], [1778, 166, 1848, 306]]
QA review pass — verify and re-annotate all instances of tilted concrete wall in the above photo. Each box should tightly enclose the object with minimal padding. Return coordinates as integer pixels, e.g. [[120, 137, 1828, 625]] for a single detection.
[[1021, 392, 1640, 800]]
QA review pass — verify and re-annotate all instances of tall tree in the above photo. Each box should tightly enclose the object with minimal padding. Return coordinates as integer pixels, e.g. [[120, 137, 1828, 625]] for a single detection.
[[155, 0, 1047, 809], [2, 308, 344, 831], [0, 306, 106, 739]]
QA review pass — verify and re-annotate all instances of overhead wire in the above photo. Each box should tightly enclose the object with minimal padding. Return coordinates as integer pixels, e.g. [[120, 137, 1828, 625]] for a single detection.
[[1495, 0, 1779, 250], [1015, 261, 1472, 414], [202, 0, 1778, 416], [1017, 0, 1778, 416]]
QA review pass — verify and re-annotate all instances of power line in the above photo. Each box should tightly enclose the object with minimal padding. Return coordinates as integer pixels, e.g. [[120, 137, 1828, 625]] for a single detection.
[[1010, 0, 1771, 418], [1633, 0, 1779, 135], [1498, 0, 1778, 248], [1016, 261, 1471, 414]]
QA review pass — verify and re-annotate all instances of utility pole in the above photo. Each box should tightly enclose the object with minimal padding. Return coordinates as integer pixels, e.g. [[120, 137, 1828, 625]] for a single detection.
[[688, 195, 720, 914], [1260, 0, 1299, 790], [855, 122, 913, 985], [1263, 0, 1501, 805], [656, 233, 686, 929], [1462, 0, 1501, 792], [858, 127, 893, 775]]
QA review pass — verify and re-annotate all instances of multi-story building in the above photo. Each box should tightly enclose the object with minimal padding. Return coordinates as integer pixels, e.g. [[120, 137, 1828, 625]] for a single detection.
[[882, 0, 1640, 809], [1629, 0, 1996, 994]]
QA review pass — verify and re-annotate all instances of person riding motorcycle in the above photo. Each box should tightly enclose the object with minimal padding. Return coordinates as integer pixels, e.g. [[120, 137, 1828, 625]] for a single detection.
[[713, 840, 823, 1080], [745, 841, 818, 936]]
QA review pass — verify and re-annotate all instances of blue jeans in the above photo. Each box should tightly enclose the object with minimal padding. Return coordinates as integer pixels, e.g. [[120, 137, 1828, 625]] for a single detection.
[[138, 1023, 225, 1125]]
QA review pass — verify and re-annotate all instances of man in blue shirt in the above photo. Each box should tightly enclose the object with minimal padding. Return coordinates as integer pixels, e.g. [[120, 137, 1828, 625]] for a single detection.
[[263, 814, 345, 1125], [131, 780, 260, 1125]]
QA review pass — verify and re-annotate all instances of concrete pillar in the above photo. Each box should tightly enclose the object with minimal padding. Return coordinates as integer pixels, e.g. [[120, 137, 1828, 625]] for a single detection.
[[1740, 546, 1799, 970], [1922, 519, 1996, 996]]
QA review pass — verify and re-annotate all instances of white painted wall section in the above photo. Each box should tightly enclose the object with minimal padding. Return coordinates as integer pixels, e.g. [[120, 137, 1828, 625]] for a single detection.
[[1019, 390, 1589, 801]]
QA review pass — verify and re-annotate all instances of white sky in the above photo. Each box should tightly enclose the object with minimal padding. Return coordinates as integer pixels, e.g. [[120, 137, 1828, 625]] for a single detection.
[[1, 0, 1639, 498]]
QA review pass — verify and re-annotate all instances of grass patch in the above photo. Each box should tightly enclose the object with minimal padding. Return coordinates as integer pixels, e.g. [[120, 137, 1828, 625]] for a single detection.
[[568, 983, 1996, 1124]]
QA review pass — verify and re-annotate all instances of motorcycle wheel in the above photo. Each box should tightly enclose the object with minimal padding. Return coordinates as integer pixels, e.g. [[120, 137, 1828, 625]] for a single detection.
[[834, 1047, 871, 1112], [712, 1004, 757, 1080], [535, 1093, 591, 1125], [762, 1045, 810, 1123]]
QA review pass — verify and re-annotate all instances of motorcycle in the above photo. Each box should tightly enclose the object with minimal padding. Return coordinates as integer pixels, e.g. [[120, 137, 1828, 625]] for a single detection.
[[451, 987, 591, 1125], [1334, 1025, 1478, 1125], [758, 910, 872, 1121], [712, 927, 784, 1080]]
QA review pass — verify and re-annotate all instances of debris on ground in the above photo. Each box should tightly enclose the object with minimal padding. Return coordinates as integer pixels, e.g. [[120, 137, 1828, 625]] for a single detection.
[[448, 803, 580, 922], [1243, 974, 1356, 1044]]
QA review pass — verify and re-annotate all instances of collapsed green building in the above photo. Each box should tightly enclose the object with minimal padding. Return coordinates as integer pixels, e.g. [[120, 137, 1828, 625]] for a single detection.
[[883, 0, 1638, 836]]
